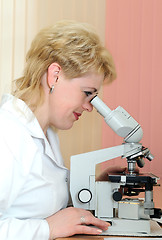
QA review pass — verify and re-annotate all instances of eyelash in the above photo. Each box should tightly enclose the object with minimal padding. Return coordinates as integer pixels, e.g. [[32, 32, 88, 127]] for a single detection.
[[84, 91, 93, 97]]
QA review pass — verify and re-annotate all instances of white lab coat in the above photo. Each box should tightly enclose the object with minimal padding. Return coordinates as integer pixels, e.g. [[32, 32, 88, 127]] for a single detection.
[[0, 94, 69, 240]]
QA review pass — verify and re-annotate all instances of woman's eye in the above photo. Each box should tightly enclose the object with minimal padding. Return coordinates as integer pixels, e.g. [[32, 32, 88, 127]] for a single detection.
[[84, 91, 92, 97]]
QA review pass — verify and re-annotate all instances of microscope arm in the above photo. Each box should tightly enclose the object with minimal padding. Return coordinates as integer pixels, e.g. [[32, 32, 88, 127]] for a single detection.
[[70, 143, 142, 210]]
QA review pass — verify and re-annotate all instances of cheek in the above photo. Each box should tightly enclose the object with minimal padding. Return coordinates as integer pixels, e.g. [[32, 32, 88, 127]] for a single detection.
[[61, 92, 83, 109], [51, 85, 84, 116], [50, 96, 71, 119], [50, 102, 75, 130]]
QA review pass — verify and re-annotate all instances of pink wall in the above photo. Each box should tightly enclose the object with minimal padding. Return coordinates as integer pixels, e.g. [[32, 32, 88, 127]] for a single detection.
[[102, 0, 162, 178]]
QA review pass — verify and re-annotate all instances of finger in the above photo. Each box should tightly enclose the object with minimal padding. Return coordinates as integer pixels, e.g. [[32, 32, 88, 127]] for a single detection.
[[80, 214, 110, 231], [88, 217, 110, 231], [108, 166, 127, 173], [75, 225, 103, 235]]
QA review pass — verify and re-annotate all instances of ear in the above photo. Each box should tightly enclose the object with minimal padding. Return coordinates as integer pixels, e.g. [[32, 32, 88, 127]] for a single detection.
[[47, 63, 61, 88]]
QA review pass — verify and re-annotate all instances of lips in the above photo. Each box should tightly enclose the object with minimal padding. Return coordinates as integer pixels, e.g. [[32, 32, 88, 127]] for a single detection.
[[73, 112, 81, 120]]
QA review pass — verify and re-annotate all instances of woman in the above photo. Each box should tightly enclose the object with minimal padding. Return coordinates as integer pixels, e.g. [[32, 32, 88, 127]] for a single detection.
[[0, 20, 116, 239]]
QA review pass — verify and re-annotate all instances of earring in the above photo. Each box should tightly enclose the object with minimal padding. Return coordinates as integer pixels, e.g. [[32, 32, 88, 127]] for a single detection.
[[50, 85, 54, 94]]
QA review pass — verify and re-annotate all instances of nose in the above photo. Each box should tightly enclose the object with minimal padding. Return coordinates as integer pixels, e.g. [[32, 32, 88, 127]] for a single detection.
[[82, 101, 93, 112]]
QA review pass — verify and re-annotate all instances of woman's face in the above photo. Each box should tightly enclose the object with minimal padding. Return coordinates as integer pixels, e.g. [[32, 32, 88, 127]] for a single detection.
[[48, 71, 104, 130]]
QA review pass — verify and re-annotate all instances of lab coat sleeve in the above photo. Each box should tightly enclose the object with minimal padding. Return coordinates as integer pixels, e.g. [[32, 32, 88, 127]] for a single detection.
[[0, 218, 49, 240], [0, 125, 50, 240]]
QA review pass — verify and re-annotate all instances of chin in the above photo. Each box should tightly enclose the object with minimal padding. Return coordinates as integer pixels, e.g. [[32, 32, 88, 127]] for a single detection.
[[58, 123, 74, 130]]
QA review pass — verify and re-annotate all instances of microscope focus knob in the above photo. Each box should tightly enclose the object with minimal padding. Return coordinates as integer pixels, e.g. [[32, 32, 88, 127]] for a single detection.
[[78, 189, 92, 203], [113, 191, 122, 202]]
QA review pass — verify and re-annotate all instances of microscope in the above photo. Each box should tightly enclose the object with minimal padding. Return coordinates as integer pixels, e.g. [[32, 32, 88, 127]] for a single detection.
[[70, 96, 161, 235]]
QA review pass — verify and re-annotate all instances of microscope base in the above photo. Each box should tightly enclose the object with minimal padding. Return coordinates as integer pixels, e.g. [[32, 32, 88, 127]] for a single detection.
[[100, 218, 150, 235]]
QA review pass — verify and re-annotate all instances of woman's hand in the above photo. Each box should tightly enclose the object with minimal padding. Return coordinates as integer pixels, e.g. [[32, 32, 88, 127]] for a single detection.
[[46, 207, 110, 239]]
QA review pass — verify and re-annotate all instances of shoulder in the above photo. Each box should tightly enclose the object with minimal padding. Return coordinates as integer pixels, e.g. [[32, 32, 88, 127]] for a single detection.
[[0, 105, 39, 173], [0, 106, 34, 143]]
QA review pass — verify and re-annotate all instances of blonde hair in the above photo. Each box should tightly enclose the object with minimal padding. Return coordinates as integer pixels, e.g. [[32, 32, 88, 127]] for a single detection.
[[12, 20, 116, 109]]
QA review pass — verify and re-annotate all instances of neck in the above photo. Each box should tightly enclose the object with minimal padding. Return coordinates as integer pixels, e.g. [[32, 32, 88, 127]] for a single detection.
[[34, 102, 49, 136]]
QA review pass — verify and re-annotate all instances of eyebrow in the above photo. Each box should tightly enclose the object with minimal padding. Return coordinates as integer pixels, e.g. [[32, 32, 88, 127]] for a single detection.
[[93, 88, 99, 95], [82, 87, 98, 94], [87, 88, 98, 93], [93, 88, 98, 93]]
